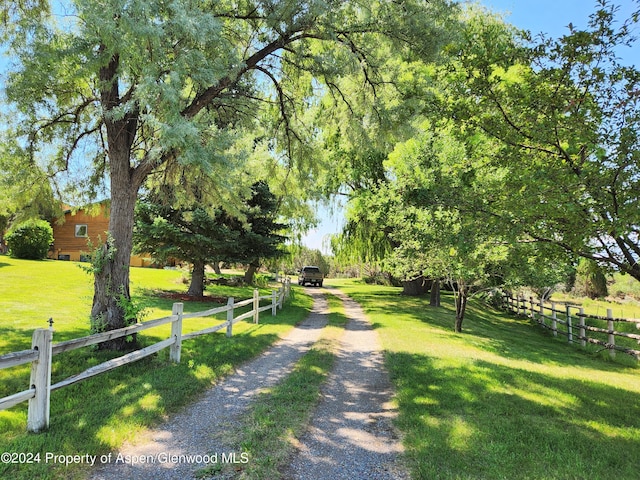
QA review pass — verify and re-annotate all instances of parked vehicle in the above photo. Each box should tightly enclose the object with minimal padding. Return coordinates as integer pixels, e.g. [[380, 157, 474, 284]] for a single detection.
[[298, 266, 324, 287]]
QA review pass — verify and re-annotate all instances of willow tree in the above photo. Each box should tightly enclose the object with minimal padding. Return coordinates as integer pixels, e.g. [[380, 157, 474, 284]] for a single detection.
[[2, 0, 456, 348]]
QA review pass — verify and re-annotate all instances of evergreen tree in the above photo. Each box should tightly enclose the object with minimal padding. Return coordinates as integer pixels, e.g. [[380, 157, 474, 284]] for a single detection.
[[134, 181, 287, 292], [234, 181, 288, 284], [134, 199, 237, 297]]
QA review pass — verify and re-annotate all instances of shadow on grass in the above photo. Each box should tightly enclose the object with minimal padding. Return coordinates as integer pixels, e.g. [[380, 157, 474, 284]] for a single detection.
[[0, 324, 97, 402], [0, 291, 311, 480], [0, 331, 283, 479], [389, 351, 640, 479], [351, 288, 638, 372], [333, 283, 640, 478]]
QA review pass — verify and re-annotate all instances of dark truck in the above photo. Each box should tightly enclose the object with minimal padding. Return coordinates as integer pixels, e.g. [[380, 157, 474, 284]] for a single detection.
[[297, 266, 324, 287]]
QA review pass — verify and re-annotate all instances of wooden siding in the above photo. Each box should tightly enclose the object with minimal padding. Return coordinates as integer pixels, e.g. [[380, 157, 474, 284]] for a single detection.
[[48, 205, 150, 266], [49, 205, 109, 262]]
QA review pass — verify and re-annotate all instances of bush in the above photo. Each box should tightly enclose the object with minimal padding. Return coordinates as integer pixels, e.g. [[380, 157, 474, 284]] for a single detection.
[[574, 258, 608, 299], [5, 219, 53, 260]]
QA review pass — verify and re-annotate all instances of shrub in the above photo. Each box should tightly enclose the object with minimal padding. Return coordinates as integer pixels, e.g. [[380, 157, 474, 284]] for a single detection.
[[573, 258, 608, 299], [5, 219, 53, 260]]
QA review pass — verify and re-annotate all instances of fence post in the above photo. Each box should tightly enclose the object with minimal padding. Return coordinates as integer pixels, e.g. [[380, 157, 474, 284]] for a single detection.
[[226, 297, 234, 338], [529, 297, 535, 320], [539, 298, 545, 326], [607, 308, 616, 359], [566, 305, 573, 344], [278, 283, 284, 309], [578, 307, 586, 347], [272, 289, 277, 316], [253, 289, 259, 324], [170, 303, 183, 363], [27, 328, 53, 433], [551, 302, 558, 337]]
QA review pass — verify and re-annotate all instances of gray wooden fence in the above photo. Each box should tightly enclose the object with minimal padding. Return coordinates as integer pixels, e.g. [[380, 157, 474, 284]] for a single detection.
[[0, 279, 291, 432], [504, 293, 640, 361]]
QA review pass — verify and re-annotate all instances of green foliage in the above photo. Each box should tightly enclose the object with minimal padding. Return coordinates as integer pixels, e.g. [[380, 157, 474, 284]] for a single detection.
[[135, 181, 287, 269], [278, 245, 331, 276], [80, 233, 117, 276], [330, 2, 640, 323], [89, 289, 147, 336], [440, 1, 640, 280], [574, 258, 608, 299], [134, 200, 235, 266], [5, 218, 53, 259], [234, 181, 288, 266]]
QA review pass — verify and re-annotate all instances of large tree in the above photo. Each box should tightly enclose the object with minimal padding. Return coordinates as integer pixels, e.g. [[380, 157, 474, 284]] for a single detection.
[[441, 1, 640, 281], [133, 198, 238, 297], [379, 121, 572, 331], [234, 181, 288, 284], [135, 180, 287, 293], [2, 0, 456, 348]]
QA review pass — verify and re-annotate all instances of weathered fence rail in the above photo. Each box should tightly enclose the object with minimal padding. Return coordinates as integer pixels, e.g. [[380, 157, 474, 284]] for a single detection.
[[504, 294, 640, 361], [0, 279, 291, 432]]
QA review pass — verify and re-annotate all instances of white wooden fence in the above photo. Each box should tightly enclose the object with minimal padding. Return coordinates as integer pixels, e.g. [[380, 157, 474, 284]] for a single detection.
[[504, 294, 640, 361], [0, 279, 291, 433]]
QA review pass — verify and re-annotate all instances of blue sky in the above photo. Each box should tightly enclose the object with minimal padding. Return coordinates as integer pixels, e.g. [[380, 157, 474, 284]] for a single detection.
[[484, 0, 639, 64], [301, 0, 640, 253]]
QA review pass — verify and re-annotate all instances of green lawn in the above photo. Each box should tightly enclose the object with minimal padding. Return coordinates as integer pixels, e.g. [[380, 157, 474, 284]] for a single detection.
[[548, 291, 640, 320], [0, 256, 312, 480], [330, 279, 640, 480], [3, 259, 640, 479]]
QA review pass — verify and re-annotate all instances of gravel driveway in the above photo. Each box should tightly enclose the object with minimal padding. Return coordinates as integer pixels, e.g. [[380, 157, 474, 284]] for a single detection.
[[88, 288, 407, 480], [282, 288, 408, 480]]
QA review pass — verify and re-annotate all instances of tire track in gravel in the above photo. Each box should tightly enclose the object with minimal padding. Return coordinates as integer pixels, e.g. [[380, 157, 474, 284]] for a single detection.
[[282, 288, 408, 480]]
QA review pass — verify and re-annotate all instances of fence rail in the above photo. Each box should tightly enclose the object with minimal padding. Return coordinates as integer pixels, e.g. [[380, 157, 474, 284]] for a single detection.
[[504, 294, 640, 361], [0, 279, 291, 432]]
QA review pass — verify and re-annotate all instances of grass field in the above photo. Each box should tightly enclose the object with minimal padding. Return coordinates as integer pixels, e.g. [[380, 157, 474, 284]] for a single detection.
[[548, 291, 640, 320], [3, 259, 640, 479], [0, 256, 312, 480], [330, 279, 640, 480]]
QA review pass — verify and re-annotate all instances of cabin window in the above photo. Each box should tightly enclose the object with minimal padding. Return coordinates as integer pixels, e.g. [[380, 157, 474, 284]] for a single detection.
[[75, 224, 88, 237]]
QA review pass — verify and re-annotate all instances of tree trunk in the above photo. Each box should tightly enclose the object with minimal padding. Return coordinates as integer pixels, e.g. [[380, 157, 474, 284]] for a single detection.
[[244, 261, 259, 284], [402, 275, 431, 296], [212, 261, 221, 275], [187, 259, 206, 297], [429, 279, 441, 307], [91, 51, 143, 350], [90, 186, 139, 350], [454, 280, 468, 333]]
